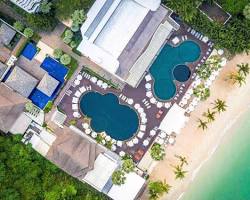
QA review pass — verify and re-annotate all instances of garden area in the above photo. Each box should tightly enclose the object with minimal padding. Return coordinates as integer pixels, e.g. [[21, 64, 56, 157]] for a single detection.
[[0, 135, 108, 200]]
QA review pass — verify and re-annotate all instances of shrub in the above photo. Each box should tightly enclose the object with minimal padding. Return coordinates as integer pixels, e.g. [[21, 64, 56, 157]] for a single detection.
[[60, 54, 71, 65], [150, 143, 165, 161], [53, 48, 63, 59], [23, 27, 34, 38], [193, 84, 210, 101], [71, 9, 86, 25], [148, 181, 171, 200], [44, 101, 53, 113], [26, 14, 57, 32], [243, 3, 250, 20], [70, 40, 77, 48], [25, 102, 34, 112], [63, 36, 72, 44], [71, 23, 80, 32], [69, 119, 77, 125], [121, 159, 135, 173], [13, 21, 24, 32], [40, 0, 52, 14], [112, 170, 126, 185], [64, 29, 73, 39]]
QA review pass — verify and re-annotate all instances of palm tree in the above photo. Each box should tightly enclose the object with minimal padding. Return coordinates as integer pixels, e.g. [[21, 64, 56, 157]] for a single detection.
[[229, 72, 246, 86], [197, 118, 208, 130], [172, 165, 187, 180], [237, 63, 250, 77], [175, 155, 188, 167], [203, 109, 216, 122], [212, 99, 227, 113], [148, 180, 171, 200]]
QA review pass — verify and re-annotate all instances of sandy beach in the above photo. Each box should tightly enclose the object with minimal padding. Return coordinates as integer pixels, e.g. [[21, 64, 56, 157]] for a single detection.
[[144, 53, 250, 200]]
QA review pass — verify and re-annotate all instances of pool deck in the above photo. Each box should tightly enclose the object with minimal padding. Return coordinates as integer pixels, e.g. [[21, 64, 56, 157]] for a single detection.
[[58, 19, 213, 163]]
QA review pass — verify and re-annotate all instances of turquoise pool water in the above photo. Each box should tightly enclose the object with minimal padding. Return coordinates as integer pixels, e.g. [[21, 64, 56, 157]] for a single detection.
[[149, 41, 201, 100], [80, 92, 139, 140]]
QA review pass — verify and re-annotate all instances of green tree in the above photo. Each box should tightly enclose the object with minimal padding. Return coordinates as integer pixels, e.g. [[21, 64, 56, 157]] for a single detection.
[[229, 72, 246, 86], [172, 165, 187, 180], [71, 9, 86, 25], [150, 143, 165, 161], [112, 170, 126, 185], [53, 48, 63, 59], [13, 21, 24, 32], [64, 29, 74, 39], [175, 155, 188, 167], [243, 3, 250, 20], [70, 40, 77, 48], [25, 102, 34, 112], [71, 23, 80, 32], [40, 0, 52, 14], [60, 54, 71, 65], [212, 99, 227, 113], [148, 180, 171, 200], [26, 14, 57, 31], [203, 109, 216, 122], [197, 118, 208, 130], [23, 27, 34, 38], [237, 63, 250, 77], [197, 64, 212, 80], [122, 159, 135, 173], [63, 36, 72, 44], [193, 84, 210, 101]]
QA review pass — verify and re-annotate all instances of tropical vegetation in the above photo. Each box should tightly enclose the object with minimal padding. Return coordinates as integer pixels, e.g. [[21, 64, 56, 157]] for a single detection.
[[23, 27, 34, 38], [175, 155, 188, 167], [243, 3, 250, 20], [193, 84, 210, 101], [122, 158, 135, 173], [40, 0, 52, 14], [229, 72, 246, 86], [150, 143, 165, 161], [237, 63, 250, 77], [13, 21, 24, 32], [60, 54, 72, 65], [212, 99, 227, 113], [53, 48, 63, 59], [0, 135, 107, 200], [111, 170, 126, 185], [203, 109, 216, 122], [197, 118, 208, 130], [172, 165, 187, 180], [148, 180, 171, 200]]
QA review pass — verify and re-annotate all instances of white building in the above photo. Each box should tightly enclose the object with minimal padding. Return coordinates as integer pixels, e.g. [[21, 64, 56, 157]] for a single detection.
[[78, 0, 178, 87], [10, 0, 42, 13]]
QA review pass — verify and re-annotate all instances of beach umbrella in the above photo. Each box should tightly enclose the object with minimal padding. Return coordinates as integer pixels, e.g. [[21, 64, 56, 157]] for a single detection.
[[75, 91, 81, 97], [140, 125, 146, 132], [202, 36, 208, 43], [97, 80, 103, 86], [145, 83, 151, 89], [127, 141, 134, 147], [86, 129, 92, 135], [106, 135, 111, 141], [146, 91, 153, 98], [218, 49, 224, 55], [220, 57, 227, 67], [156, 138, 164, 145], [150, 129, 156, 136], [189, 105, 195, 112], [134, 103, 140, 109], [132, 137, 139, 144], [102, 82, 108, 89], [111, 145, 117, 151], [102, 140, 106, 145], [82, 123, 89, 129], [181, 99, 187, 105], [140, 112, 146, 118], [143, 140, 149, 146], [157, 102, 163, 108], [145, 74, 152, 81], [150, 97, 156, 104], [72, 97, 79, 104], [111, 139, 117, 144], [72, 104, 78, 110], [138, 107, 144, 113], [137, 131, 144, 139], [119, 151, 125, 157], [73, 112, 81, 118], [74, 79, 80, 86], [186, 88, 193, 95], [91, 132, 97, 138], [127, 98, 134, 105], [159, 131, 167, 139], [117, 141, 123, 147], [77, 74, 82, 80], [79, 86, 86, 93], [141, 117, 147, 124], [90, 77, 97, 83], [168, 137, 175, 144], [164, 102, 171, 108]]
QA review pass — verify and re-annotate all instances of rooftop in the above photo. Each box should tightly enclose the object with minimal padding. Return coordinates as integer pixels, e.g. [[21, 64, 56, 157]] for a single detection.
[[0, 61, 8, 81], [10, 0, 42, 13], [0, 23, 16, 46], [5, 66, 39, 98], [37, 73, 60, 97]]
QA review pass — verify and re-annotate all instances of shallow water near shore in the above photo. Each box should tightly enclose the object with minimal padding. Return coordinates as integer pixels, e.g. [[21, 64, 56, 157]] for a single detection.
[[182, 109, 250, 200]]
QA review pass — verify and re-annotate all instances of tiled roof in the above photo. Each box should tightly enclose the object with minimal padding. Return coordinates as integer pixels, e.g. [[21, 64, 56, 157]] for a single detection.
[[0, 23, 16, 45], [37, 73, 59, 97]]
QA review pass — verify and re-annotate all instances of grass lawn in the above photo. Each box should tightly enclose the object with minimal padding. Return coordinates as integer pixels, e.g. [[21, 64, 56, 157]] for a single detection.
[[44, 101, 53, 113], [65, 57, 78, 80]]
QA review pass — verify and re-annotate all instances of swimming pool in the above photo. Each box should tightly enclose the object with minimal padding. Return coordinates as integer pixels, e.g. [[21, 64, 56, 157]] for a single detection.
[[21, 43, 37, 60], [80, 92, 139, 140], [149, 41, 201, 100]]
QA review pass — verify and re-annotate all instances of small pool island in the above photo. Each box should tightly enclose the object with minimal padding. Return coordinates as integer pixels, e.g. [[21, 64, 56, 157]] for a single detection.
[[80, 92, 139, 140]]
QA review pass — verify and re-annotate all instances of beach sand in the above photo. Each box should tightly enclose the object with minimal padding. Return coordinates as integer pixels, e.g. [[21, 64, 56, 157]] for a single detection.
[[142, 53, 250, 200]]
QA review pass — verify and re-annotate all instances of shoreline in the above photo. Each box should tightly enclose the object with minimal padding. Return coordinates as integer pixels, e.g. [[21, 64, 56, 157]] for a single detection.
[[146, 53, 250, 200]]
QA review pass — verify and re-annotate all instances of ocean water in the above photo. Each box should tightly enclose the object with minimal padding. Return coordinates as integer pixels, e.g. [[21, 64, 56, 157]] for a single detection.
[[182, 110, 250, 200]]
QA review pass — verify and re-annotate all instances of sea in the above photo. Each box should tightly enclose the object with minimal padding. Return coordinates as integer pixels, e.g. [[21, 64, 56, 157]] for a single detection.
[[182, 109, 250, 200]]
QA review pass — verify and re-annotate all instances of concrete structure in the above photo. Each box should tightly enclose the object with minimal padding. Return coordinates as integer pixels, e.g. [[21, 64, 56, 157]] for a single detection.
[[78, 0, 178, 87], [10, 0, 42, 13], [0, 23, 16, 45], [37, 73, 59, 97]]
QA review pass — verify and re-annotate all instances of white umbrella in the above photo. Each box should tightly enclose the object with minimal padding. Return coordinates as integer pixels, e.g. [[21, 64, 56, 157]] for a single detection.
[[184, 93, 191, 99], [111, 145, 117, 151], [74, 79, 80, 86], [119, 151, 125, 157], [156, 138, 164, 145], [111, 139, 117, 144], [75, 91, 81, 97], [117, 141, 123, 147], [90, 77, 97, 83], [97, 80, 103, 86], [202, 36, 208, 43], [150, 129, 156, 136], [181, 99, 187, 105], [102, 140, 106, 145], [140, 125, 146, 132], [72, 97, 79, 103], [91, 132, 97, 138], [82, 123, 89, 129], [86, 129, 91, 134], [134, 104, 140, 109], [127, 98, 134, 105], [132, 137, 139, 144], [159, 131, 167, 139], [73, 112, 81, 118], [137, 131, 144, 138], [79, 86, 86, 93], [168, 137, 175, 144], [164, 102, 171, 108], [145, 83, 151, 89], [141, 117, 147, 124], [146, 91, 153, 98], [220, 57, 227, 66], [102, 82, 108, 89], [77, 74, 82, 80], [150, 97, 156, 104], [127, 141, 134, 147], [145, 74, 152, 81], [138, 107, 144, 113], [143, 140, 149, 146], [218, 49, 224, 55], [140, 112, 146, 118], [189, 105, 195, 111], [186, 89, 193, 95], [157, 102, 163, 108], [106, 135, 111, 141], [72, 104, 78, 110]]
